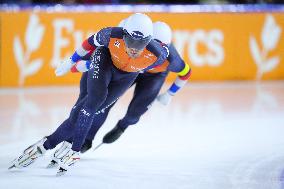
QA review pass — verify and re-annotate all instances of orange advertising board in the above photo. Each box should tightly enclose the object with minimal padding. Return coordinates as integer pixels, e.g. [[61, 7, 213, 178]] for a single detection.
[[0, 11, 284, 87]]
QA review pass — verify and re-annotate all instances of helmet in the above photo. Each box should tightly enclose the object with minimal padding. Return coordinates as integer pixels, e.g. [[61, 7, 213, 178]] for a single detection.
[[123, 13, 153, 50], [153, 21, 172, 45], [118, 18, 127, 28]]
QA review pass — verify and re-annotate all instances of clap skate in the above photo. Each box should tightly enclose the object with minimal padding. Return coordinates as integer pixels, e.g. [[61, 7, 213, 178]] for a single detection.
[[46, 141, 72, 169], [103, 124, 126, 144], [80, 139, 92, 153], [56, 149, 80, 176], [9, 137, 47, 169]]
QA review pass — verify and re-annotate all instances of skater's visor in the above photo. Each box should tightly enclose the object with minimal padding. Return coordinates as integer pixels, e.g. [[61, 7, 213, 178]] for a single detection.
[[123, 29, 152, 50]]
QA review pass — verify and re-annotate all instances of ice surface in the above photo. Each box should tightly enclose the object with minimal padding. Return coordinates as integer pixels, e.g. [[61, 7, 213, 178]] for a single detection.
[[1, 81, 284, 189]]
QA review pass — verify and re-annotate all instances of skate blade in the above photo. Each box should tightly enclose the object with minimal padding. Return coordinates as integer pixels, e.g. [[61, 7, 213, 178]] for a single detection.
[[56, 167, 67, 176], [46, 160, 58, 169], [8, 164, 16, 170], [13, 152, 38, 169]]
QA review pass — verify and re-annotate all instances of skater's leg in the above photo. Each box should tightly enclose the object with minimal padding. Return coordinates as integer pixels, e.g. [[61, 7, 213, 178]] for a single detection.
[[72, 68, 137, 151], [57, 72, 88, 146], [103, 72, 167, 144], [71, 48, 113, 152], [43, 96, 86, 150], [74, 72, 88, 105], [119, 72, 167, 128]]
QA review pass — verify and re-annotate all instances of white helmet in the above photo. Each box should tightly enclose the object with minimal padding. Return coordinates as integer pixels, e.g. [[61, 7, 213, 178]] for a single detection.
[[123, 13, 153, 50], [153, 21, 172, 45], [118, 18, 128, 28]]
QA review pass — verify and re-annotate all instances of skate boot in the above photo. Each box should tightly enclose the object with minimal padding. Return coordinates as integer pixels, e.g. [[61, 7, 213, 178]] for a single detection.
[[47, 141, 72, 169], [56, 149, 80, 176], [9, 137, 47, 169], [103, 124, 126, 144], [80, 139, 92, 153]]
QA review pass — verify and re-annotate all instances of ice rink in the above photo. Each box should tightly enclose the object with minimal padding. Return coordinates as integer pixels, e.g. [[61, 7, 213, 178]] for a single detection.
[[0, 81, 284, 189]]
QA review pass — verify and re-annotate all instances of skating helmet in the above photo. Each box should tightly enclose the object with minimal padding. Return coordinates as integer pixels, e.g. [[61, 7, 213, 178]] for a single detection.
[[122, 13, 153, 50], [153, 21, 172, 45], [118, 18, 128, 28]]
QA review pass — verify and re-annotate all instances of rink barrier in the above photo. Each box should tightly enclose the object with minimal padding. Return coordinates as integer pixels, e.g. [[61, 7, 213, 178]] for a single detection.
[[0, 5, 284, 87]]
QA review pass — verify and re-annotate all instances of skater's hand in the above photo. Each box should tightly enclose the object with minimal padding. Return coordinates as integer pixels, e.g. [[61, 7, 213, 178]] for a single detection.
[[55, 59, 73, 76], [156, 91, 173, 106]]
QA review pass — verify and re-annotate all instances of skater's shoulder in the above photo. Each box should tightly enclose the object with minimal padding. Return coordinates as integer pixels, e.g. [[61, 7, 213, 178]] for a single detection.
[[146, 40, 169, 58]]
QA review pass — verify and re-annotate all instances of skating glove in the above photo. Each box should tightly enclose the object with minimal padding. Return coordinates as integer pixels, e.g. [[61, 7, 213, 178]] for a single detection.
[[156, 91, 173, 106], [55, 58, 74, 76]]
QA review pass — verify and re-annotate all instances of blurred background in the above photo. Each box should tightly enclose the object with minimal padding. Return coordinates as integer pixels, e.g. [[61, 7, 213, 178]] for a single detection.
[[0, 0, 284, 5], [0, 2, 283, 86]]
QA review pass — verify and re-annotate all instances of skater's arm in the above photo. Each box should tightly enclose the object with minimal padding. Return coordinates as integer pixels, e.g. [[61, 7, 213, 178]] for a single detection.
[[167, 63, 191, 95], [165, 44, 192, 95], [70, 27, 112, 63], [156, 44, 192, 105], [70, 60, 91, 73], [55, 28, 112, 76], [143, 40, 169, 71]]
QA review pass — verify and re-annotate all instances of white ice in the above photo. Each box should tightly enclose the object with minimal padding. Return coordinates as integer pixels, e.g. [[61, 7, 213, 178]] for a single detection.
[[0, 81, 284, 189]]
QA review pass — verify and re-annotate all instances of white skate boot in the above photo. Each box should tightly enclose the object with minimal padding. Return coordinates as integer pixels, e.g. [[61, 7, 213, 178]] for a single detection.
[[46, 141, 72, 169], [56, 148, 80, 176], [9, 137, 47, 169]]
